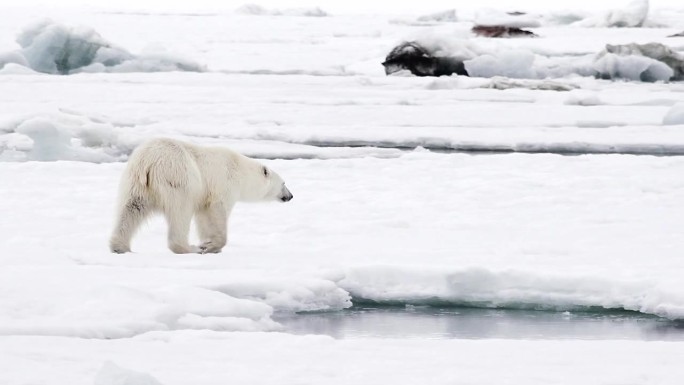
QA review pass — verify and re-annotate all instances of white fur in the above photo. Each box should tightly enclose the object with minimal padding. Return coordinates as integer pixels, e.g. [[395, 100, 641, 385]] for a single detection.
[[109, 138, 292, 254]]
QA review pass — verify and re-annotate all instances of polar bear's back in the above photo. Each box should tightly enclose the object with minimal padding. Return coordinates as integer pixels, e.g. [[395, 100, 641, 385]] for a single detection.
[[120, 138, 204, 211]]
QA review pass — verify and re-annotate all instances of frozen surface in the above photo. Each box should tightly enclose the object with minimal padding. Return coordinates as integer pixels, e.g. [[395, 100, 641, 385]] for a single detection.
[[3, 332, 684, 385], [94, 362, 164, 385], [2, 4, 684, 385], [1, 154, 683, 339]]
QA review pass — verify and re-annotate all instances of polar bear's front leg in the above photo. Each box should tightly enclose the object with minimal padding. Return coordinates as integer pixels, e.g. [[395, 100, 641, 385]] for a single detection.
[[196, 202, 230, 254], [164, 202, 198, 254]]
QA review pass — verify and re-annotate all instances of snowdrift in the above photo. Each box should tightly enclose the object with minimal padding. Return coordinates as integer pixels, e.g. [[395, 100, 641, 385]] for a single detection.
[[0, 110, 143, 162], [663, 103, 684, 125], [0, 20, 204, 74], [575, 0, 649, 28], [236, 4, 328, 17]]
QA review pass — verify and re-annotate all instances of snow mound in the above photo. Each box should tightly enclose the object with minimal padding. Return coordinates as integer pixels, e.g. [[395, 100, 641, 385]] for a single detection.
[[663, 103, 684, 125], [541, 10, 588, 26], [416, 9, 458, 23], [0, 63, 38, 75], [236, 4, 328, 17], [94, 362, 163, 385], [564, 91, 603, 105], [576, 0, 649, 28], [340, 266, 684, 320], [485, 77, 578, 91], [594, 53, 673, 82], [0, 20, 204, 74], [0, 110, 143, 162]]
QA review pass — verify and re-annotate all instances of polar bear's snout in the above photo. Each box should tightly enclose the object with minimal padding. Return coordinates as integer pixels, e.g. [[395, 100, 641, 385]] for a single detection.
[[280, 185, 293, 202]]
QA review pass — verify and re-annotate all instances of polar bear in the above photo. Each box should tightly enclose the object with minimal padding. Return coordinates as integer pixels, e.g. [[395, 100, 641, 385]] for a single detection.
[[109, 138, 293, 254]]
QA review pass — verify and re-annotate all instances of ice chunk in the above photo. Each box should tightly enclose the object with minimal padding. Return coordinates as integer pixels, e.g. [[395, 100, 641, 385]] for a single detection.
[[16, 20, 129, 74], [0, 20, 203, 74], [465, 49, 536, 79], [595, 43, 683, 81], [594, 53, 673, 82], [663, 103, 684, 125], [94, 362, 163, 385]]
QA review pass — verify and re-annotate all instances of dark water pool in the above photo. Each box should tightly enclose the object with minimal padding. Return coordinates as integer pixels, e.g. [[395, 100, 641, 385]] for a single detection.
[[275, 305, 684, 340]]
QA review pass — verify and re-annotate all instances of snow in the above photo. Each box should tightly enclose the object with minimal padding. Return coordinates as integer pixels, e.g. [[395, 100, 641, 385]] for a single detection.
[[3, 332, 684, 385], [472, 9, 542, 28], [94, 362, 164, 385], [235, 4, 328, 17], [576, 0, 650, 28], [1, 3, 684, 384], [416, 9, 458, 23]]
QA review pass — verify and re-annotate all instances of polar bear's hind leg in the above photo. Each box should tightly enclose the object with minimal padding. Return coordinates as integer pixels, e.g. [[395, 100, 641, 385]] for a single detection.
[[109, 196, 152, 253]]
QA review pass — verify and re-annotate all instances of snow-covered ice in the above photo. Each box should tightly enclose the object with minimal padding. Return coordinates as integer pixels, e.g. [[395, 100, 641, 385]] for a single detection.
[[2, 3, 684, 385], [94, 362, 164, 385]]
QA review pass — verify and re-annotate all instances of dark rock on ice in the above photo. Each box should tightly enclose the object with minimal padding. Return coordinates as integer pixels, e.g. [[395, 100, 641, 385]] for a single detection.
[[382, 42, 468, 77], [471, 25, 538, 38]]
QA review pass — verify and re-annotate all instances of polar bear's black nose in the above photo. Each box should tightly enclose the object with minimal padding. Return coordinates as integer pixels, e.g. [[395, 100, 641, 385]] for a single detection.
[[279, 186, 293, 202]]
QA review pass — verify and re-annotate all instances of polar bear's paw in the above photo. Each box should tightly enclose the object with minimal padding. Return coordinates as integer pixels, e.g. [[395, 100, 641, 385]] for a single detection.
[[199, 241, 224, 254], [109, 239, 131, 254]]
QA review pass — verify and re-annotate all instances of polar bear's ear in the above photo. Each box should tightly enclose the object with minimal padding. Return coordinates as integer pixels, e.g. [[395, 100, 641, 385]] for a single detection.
[[262, 166, 270, 177]]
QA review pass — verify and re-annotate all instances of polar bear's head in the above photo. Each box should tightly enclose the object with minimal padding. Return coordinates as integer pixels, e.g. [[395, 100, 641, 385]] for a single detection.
[[260, 165, 293, 203], [237, 156, 293, 203]]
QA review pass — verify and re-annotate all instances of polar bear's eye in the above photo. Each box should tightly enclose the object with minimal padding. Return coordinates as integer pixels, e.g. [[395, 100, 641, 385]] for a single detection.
[[263, 167, 269, 177]]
